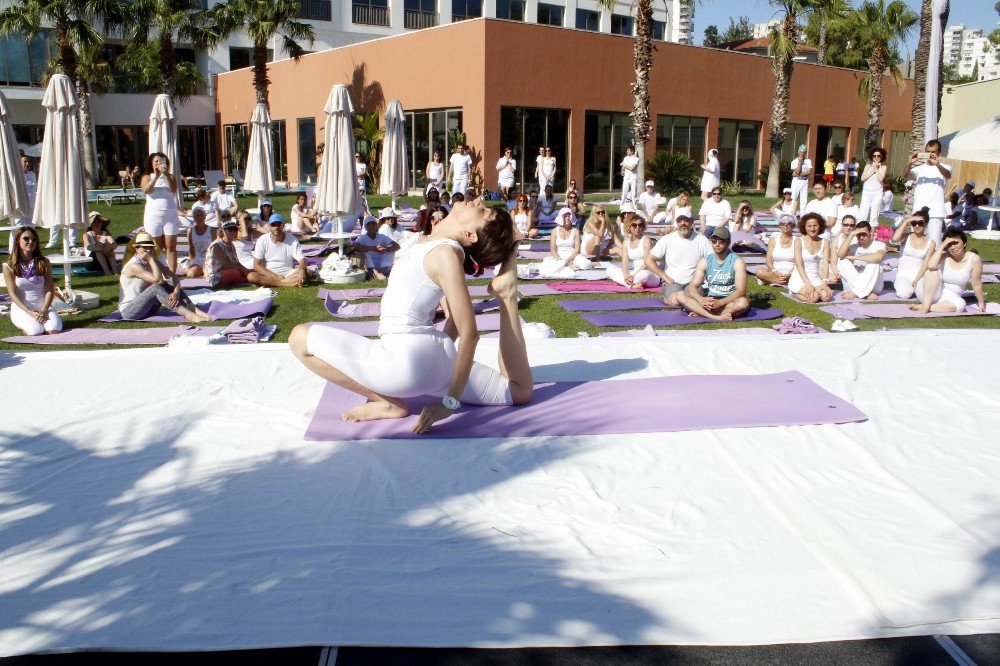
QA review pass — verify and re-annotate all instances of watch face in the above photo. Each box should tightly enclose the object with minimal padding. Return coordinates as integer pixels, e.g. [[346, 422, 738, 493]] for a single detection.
[[443, 396, 460, 410]]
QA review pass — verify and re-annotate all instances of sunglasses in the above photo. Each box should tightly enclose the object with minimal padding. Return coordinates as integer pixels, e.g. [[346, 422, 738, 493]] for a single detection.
[[630, 223, 644, 229], [710, 237, 728, 243], [269, 221, 284, 226], [20, 235, 38, 243], [912, 221, 927, 226], [834, 185, 843, 189], [712, 192, 722, 196]]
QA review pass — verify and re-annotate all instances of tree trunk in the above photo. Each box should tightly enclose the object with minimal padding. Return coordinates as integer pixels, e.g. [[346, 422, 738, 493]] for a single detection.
[[818, 15, 827, 64], [630, 0, 653, 188], [865, 49, 886, 154], [766, 14, 797, 198], [160, 33, 177, 96], [77, 84, 98, 189], [253, 42, 270, 105], [54, 20, 78, 83], [906, 0, 932, 214]]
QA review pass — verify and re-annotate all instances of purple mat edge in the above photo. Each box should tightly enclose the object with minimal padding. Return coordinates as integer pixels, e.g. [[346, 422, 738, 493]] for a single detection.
[[582, 308, 784, 327]]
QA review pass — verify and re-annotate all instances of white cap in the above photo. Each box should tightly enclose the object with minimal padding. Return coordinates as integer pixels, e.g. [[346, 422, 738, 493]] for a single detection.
[[260, 198, 272, 206], [378, 207, 396, 220], [645, 180, 655, 187]]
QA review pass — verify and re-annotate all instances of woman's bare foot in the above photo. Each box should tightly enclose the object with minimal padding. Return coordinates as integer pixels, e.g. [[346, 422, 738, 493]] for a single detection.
[[343, 400, 409, 422], [841, 291, 857, 300], [866, 292, 880, 301]]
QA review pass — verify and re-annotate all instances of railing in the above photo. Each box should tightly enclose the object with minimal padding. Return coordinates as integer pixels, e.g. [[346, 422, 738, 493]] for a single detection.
[[404, 9, 438, 29], [452, 12, 478, 21], [300, 0, 332, 20], [352, 4, 390, 26]]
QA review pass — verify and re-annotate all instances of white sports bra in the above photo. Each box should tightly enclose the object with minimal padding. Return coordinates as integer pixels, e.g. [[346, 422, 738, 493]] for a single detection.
[[378, 238, 462, 336], [941, 254, 973, 294]]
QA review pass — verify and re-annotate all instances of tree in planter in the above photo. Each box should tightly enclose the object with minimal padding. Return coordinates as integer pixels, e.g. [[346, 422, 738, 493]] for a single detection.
[[644, 151, 700, 194], [353, 110, 384, 191]]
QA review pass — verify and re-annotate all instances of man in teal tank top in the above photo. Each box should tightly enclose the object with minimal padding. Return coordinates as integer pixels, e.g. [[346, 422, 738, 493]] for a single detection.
[[676, 226, 751, 321]]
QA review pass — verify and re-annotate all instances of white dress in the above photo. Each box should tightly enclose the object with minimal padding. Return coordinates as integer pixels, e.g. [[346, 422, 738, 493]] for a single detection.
[[700, 156, 720, 193], [539, 228, 592, 277], [788, 237, 827, 293], [893, 236, 931, 299]]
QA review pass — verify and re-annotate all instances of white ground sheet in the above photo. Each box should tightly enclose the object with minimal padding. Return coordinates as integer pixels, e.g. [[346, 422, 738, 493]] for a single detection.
[[1, 332, 998, 655]]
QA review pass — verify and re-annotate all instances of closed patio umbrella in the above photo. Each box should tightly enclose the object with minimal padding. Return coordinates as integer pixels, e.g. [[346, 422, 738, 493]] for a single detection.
[[243, 101, 275, 205], [148, 94, 183, 209], [32, 73, 87, 295], [379, 99, 408, 211], [0, 90, 29, 223], [315, 84, 359, 235]]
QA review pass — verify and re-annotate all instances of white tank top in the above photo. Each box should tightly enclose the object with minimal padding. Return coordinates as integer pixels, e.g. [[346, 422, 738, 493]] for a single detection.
[[378, 237, 462, 336], [779, 202, 795, 214], [554, 227, 576, 258], [14, 274, 46, 310], [898, 236, 931, 275], [190, 225, 213, 261], [514, 211, 531, 235], [941, 254, 973, 294], [119, 257, 150, 308], [862, 167, 883, 194], [143, 175, 179, 225], [799, 237, 826, 281], [625, 236, 646, 262], [771, 236, 795, 271], [427, 163, 444, 180]]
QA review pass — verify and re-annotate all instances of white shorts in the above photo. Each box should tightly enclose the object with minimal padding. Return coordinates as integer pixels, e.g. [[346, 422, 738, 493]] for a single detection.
[[145, 217, 180, 237], [499, 176, 515, 188], [306, 326, 512, 404]]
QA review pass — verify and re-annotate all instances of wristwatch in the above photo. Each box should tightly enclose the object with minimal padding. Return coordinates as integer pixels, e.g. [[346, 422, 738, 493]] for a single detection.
[[442, 395, 461, 410]]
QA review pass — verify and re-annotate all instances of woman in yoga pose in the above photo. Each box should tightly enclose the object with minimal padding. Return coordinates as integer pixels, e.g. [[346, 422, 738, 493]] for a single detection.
[[290, 199, 532, 434], [788, 212, 833, 303], [912, 228, 986, 314], [606, 214, 658, 289], [756, 214, 797, 286], [892, 207, 935, 299], [581, 205, 620, 258]]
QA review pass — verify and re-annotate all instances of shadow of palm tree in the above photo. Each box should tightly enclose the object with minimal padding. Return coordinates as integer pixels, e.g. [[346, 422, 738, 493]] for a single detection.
[[346, 62, 384, 113]]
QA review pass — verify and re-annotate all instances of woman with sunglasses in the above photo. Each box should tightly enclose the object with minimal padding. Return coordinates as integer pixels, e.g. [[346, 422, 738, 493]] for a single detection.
[[756, 214, 797, 286], [204, 217, 250, 288], [540, 208, 592, 278], [512, 194, 538, 238], [733, 199, 757, 234], [581, 205, 620, 258], [770, 188, 798, 217], [858, 147, 888, 223], [835, 191, 859, 236], [3, 226, 63, 335], [788, 213, 833, 303], [912, 227, 986, 314], [891, 207, 936, 299], [118, 232, 211, 322], [606, 215, 658, 289]]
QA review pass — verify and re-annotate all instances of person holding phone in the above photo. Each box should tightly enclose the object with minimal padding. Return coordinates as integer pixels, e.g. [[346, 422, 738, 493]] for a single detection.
[[858, 147, 888, 224], [904, 139, 951, 244], [140, 152, 181, 275]]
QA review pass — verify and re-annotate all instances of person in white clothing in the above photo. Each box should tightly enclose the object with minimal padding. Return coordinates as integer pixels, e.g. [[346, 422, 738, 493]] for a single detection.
[[643, 215, 712, 306], [540, 208, 593, 277], [3, 226, 62, 335], [606, 215, 659, 289], [182, 207, 216, 277], [533, 146, 545, 192], [788, 212, 833, 303], [837, 221, 887, 300], [663, 191, 692, 231], [880, 182, 894, 214], [757, 214, 797, 286], [789, 145, 813, 212], [140, 152, 181, 275], [211, 179, 238, 216], [834, 191, 859, 236], [858, 147, 888, 223], [904, 139, 951, 245], [355, 152, 368, 193], [290, 193, 320, 234], [636, 180, 666, 224], [539, 147, 556, 191], [700, 148, 720, 199], [192, 187, 218, 227], [425, 151, 445, 192], [448, 144, 473, 196], [770, 188, 798, 217], [581, 205, 620, 257], [496, 147, 516, 201], [891, 208, 935, 299], [377, 207, 408, 245], [247, 214, 309, 287], [698, 187, 732, 235], [353, 215, 400, 280], [802, 182, 837, 233], [911, 228, 986, 314], [620, 146, 640, 204], [537, 185, 559, 223], [830, 181, 846, 205]]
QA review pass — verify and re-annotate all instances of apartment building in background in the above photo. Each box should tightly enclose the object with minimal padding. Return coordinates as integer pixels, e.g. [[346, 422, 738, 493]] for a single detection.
[[943, 23, 1000, 82]]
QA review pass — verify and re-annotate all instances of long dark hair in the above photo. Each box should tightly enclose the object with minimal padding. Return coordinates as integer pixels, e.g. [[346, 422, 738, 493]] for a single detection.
[[146, 151, 168, 173], [8, 226, 49, 277], [464, 207, 517, 277]]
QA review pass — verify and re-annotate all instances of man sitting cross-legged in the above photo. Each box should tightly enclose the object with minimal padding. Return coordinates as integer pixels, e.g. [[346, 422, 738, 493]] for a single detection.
[[642, 214, 712, 307], [676, 226, 751, 322], [247, 213, 310, 287]]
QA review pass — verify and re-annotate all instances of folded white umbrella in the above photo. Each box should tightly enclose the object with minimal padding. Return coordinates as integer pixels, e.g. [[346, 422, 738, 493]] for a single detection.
[[243, 101, 275, 201], [33, 73, 87, 293], [0, 90, 28, 222], [148, 93, 183, 209], [315, 84, 359, 231], [379, 99, 408, 210]]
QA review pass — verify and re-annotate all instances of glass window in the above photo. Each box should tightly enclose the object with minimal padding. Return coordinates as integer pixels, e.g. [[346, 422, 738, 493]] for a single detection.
[[405, 0, 437, 27], [229, 47, 273, 71], [656, 115, 707, 165], [584, 111, 634, 191], [781, 123, 809, 163], [452, 0, 481, 20], [298, 118, 317, 183], [576, 8, 599, 31], [299, 0, 332, 20], [405, 108, 463, 189], [537, 3, 563, 26], [495, 0, 525, 21], [224, 123, 250, 176], [652, 20, 665, 41], [500, 106, 570, 194], [611, 14, 633, 36], [353, 0, 390, 26], [177, 126, 215, 177], [271, 120, 288, 181], [0, 31, 53, 86], [717, 119, 761, 186]]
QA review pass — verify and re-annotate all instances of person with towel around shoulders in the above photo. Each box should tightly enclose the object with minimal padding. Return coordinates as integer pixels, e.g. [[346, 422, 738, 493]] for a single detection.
[[606, 214, 659, 289], [118, 232, 211, 322], [788, 212, 833, 303], [204, 215, 249, 288], [82, 211, 118, 275], [643, 214, 712, 307], [353, 215, 400, 281], [836, 220, 887, 300], [891, 207, 936, 299], [911, 228, 986, 314], [289, 199, 532, 434], [676, 226, 750, 322], [3, 226, 63, 335], [247, 214, 310, 287], [756, 214, 797, 286], [540, 208, 592, 278]]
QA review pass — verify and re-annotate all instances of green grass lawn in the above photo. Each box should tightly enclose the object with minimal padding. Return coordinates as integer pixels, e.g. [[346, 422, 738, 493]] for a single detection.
[[2, 191, 999, 352]]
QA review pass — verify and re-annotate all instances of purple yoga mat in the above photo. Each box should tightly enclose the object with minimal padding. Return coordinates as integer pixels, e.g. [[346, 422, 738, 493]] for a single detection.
[[99, 298, 273, 323], [2, 326, 223, 345], [548, 280, 661, 293], [312, 313, 504, 336], [304, 370, 866, 441], [582, 308, 783, 327], [518, 250, 550, 260], [559, 297, 668, 312], [317, 285, 491, 300], [180, 278, 212, 289], [835, 302, 1000, 319], [819, 304, 870, 320], [517, 283, 562, 296]]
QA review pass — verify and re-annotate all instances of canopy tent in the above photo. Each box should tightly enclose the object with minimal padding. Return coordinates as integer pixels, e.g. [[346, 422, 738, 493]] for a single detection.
[[939, 116, 1000, 164]]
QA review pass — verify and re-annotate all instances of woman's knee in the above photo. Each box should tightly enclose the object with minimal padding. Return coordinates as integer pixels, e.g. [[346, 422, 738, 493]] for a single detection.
[[511, 382, 533, 406], [289, 323, 312, 356]]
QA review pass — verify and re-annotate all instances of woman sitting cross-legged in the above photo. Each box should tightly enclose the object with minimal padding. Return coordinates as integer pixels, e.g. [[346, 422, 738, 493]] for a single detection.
[[756, 214, 797, 286], [118, 232, 212, 322], [204, 218, 250, 288], [181, 206, 217, 278], [581, 205, 621, 258], [787, 212, 833, 303], [606, 214, 659, 289], [3, 226, 63, 336], [82, 211, 118, 275], [891, 207, 936, 299], [289, 199, 533, 434], [539, 207, 593, 278], [911, 228, 986, 314]]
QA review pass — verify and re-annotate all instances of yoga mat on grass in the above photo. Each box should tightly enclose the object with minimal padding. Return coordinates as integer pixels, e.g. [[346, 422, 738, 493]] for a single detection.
[[559, 297, 669, 312], [835, 302, 1000, 319], [304, 370, 866, 441], [548, 280, 662, 294], [583, 308, 783, 328], [312, 313, 504, 336], [819, 304, 870, 320], [99, 298, 273, 323], [518, 250, 550, 260], [517, 283, 562, 296], [180, 278, 212, 289], [3, 325, 223, 345], [521, 268, 608, 281], [324, 295, 501, 318], [317, 285, 491, 300]]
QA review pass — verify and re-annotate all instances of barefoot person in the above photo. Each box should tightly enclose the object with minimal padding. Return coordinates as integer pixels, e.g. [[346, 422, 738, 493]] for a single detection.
[[606, 215, 659, 289], [788, 212, 833, 303], [676, 226, 750, 321], [756, 214, 796, 286], [836, 221, 887, 300], [118, 232, 211, 322], [891, 207, 935, 299], [247, 214, 310, 288], [3, 226, 63, 336], [912, 228, 986, 314], [82, 211, 118, 275], [289, 199, 533, 435]]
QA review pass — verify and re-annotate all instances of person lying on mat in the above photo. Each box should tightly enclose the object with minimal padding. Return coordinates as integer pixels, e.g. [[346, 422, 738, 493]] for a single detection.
[[891, 207, 935, 300], [581, 205, 620, 258], [836, 221, 887, 300], [911, 228, 986, 314], [353, 215, 400, 281], [756, 214, 797, 286], [606, 215, 659, 289], [289, 199, 532, 434], [3, 226, 63, 335], [204, 217, 250, 288], [788, 213, 833, 303], [182, 207, 217, 278], [676, 226, 750, 322], [82, 211, 118, 275], [118, 232, 211, 323], [248, 214, 310, 288], [540, 208, 593, 278], [643, 214, 712, 307]]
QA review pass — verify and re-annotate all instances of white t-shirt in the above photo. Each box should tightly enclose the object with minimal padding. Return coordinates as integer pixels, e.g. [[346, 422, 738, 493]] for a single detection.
[[637, 191, 660, 218], [846, 240, 886, 269], [496, 157, 516, 178], [535, 154, 544, 175], [211, 190, 236, 212], [252, 233, 304, 272], [698, 198, 732, 228], [911, 162, 952, 219], [355, 162, 367, 180], [621, 155, 639, 175], [193, 199, 218, 224], [650, 231, 713, 284], [354, 232, 396, 269], [450, 153, 472, 179], [804, 197, 837, 223], [791, 157, 813, 178]]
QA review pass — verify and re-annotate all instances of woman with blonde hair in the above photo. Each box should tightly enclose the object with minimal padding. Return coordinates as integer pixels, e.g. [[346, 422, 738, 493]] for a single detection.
[[606, 214, 659, 289], [581, 205, 620, 257]]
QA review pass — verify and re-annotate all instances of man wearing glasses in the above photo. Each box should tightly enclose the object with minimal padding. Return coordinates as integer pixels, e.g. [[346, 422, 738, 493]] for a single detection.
[[675, 226, 750, 322], [248, 214, 310, 288], [836, 220, 887, 300], [904, 139, 952, 245], [698, 188, 732, 236]]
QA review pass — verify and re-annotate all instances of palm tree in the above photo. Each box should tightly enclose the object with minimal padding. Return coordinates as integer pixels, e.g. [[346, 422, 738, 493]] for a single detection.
[[353, 110, 384, 189], [850, 0, 918, 153], [764, 1, 816, 199], [811, 0, 849, 64], [209, 0, 314, 105], [66, 42, 114, 186], [0, 0, 127, 187]]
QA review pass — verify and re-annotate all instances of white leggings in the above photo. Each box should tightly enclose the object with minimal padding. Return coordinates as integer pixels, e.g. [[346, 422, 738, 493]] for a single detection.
[[606, 262, 660, 288], [306, 325, 512, 404], [837, 258, 884, 298], [858, 187, 882, 223], [915, 274, 966, 311], [10, 303, 62, 336]]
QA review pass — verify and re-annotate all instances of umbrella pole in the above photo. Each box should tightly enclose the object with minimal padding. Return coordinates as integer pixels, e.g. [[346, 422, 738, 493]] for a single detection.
[[61, 223, 73, 298], [391, 195, 397, 213]]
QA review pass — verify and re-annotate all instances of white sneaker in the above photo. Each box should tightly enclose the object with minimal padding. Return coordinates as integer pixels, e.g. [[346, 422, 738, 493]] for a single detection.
[[842, 320, 858, 331], [831, 319, 846, 332]]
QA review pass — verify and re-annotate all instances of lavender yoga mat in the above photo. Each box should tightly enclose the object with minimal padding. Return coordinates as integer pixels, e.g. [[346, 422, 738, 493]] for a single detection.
[[3, 326, 222, 345], [819, 304, 870, 320], [517, 283, 562, 296], [317, 285, 491, 300], [304, 370, 866, 441], [559, 297, 668, 312], [312, 313, 504, 336], [583, 308, 783, 327], [324, 295, 500, 318], [834, 302, 1000, 319], [99, 298, 273, 323], [548, 280, 661, 294]]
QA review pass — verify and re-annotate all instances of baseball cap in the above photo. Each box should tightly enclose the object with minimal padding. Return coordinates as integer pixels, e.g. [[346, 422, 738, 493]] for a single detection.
[[710, 226, 731, 241], [378, 207, 396, 221], [645, 180, 655, 187], [363, 214, 379, 226], [221, 219, 238, 230], [260, 198, 273, 206], [268, 213, 285, 225]]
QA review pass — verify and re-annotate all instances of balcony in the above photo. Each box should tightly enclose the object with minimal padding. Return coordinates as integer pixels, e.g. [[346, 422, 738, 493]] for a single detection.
[[404, 9, 438, 29], [452, 12, 479, 21], [353, 4, 390, 26], [300, 0, 332, 20]]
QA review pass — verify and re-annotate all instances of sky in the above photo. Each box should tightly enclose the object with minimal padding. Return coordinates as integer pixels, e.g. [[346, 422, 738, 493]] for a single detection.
[[693, 0, 1000, 55]]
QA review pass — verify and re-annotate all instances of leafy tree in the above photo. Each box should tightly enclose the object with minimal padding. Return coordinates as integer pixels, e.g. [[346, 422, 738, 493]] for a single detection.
[[810, 0, 850, 63], [703, 24, 720, 47], [720, 15, 753, 42], [353, 110, 384, 189]]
